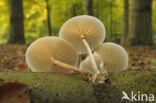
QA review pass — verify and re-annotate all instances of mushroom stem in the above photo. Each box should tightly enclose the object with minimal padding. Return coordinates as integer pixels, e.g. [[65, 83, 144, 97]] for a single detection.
[[52, 59, 86, 75], [77, 54, 81, 67], [52, 58, 107, 84], [99, 61, 104, 72], [81, 35, 100, 74]]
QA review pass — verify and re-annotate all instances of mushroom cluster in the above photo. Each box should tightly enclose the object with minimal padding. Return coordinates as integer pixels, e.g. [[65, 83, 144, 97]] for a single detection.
[[26, 15, 128, 84], [80, 42, 128, 73]]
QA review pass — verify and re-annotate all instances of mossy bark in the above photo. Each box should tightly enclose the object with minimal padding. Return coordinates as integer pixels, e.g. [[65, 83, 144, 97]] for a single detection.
[[0, 71, 155, 103]]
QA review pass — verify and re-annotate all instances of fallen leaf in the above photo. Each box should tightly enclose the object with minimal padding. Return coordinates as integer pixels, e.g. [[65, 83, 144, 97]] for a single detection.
[[0, 82, 30, 103], [13, 63, 29, 72]]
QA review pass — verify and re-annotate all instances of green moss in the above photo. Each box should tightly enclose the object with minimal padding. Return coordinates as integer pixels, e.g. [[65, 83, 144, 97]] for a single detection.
[[0, 71, 155, 103], [0, 72, 97, 103], [110, 71, 156, 94], [109, 71, 156, 103], [151, 58, 156, 70]]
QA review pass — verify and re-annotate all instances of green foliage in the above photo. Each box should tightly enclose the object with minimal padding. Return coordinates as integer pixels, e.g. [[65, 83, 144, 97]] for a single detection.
[[0, 0, 155, 44], [152, 0, 156, 44], [94, 0, 124, 43], [0, 1, 9, 44]]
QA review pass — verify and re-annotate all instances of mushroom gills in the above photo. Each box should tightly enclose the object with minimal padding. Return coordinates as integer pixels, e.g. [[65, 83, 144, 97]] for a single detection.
[[80, 42, 129, 73], [26, 36, 79, 74], [59, 15, 106, 54], [59, 15, 106, 74]]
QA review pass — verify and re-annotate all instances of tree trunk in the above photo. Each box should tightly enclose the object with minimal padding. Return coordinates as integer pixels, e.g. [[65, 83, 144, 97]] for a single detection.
[[83, 0, 94, 15], [110, 0, 113, 40], [0, 71, 155, 103], [45, 0, 52, 36], [72, 4, 78, 16], [121, 0, 129, 45], [128, 0, 153, 45], [8, 0, 25, 44], [95, 0, 99, 18]]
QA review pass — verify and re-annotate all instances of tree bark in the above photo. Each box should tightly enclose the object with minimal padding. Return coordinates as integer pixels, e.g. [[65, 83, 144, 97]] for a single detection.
[[121, 0, 129, 45], [45, 0, 52, 36], [83, 0, 94, 15], [72, 4, 78, 16], [0, 71, 155, 103], [128, 0, 153, 45], [110, 0, 113, 40], [95, 0, 99, 18], [8, 0, 25, 44]]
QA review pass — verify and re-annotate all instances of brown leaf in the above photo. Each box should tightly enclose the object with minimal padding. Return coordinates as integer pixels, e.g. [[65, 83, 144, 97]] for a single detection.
[[0, 82, 30, 103], [0, 79, 5, 85], [13, 63, 29, 72], [0, 60, 2, 65], [132, 56, 139, 61]]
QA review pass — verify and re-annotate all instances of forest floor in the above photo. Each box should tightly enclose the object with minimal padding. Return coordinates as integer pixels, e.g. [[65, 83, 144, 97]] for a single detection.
[[0, 44, 156, 72]]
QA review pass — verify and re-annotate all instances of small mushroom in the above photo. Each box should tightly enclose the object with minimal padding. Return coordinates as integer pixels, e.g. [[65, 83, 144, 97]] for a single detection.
[[26, 36, 80, 74], [80, 42, 128, 73], [59, 15, 106, 74]]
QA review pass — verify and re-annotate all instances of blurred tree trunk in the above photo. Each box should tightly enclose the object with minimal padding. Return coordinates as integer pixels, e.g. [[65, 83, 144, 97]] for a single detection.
[[72, 4, 78, 16], [8, 0, 25, 44], [128, 0, 153, 45], [110, 0, 113, 41], [83, 0, 94, 15], [95, 0, 99, 18], [121, 0, 129, 45], [45, 0, 52, 36]]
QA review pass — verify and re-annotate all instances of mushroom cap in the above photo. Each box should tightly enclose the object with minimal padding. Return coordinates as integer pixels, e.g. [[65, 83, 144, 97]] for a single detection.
[[80, 42, 128, 73], [26, 36, 78, 73], [59, 15, 106, 54], [80, 52, 102, 73]]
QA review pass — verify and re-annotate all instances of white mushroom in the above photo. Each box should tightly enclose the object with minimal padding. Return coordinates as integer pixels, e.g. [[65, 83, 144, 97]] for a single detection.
[[80, 42, 128, 73], [80, 52, 102, 73], [26, 36, 80, 74], [59, 15, 106, 74]]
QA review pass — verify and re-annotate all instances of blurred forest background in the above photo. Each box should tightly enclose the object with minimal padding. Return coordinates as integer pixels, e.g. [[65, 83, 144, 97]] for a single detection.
[[0, 0, 156, 72]]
